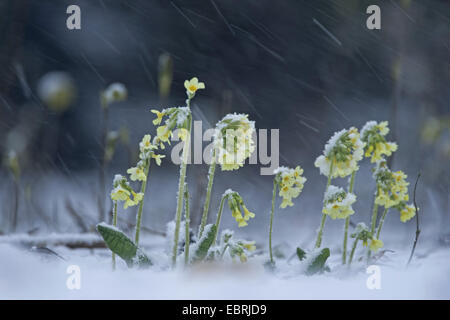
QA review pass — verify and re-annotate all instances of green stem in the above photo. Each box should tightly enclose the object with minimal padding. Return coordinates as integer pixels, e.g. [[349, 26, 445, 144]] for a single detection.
[[212, 195, 227, 245], [348, 238, 358, 266], [112, 201, 117, 270], [171, 114, 192, 267], [134, 160, 151, 245], [184, 183, 190, 266], [342, 171, 356, 264], [315, 160, 334, 248], [376, 208, 388, 239], [367, 194, 379, 262], [269, 180, 277, 264], [199, 150, 216, 238]]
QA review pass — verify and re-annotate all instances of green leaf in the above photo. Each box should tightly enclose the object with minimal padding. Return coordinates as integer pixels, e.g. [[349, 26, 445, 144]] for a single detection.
[[306, 248, 330, 275], [96, 223, 152, 267], [191, 224, 216, 263], [296, 247, 306, 261]]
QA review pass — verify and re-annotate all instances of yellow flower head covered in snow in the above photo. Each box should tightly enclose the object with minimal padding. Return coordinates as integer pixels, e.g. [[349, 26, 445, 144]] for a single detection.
[[322, 185, 356, 219], [110, 174, 143, 209], [361, 121, 398, 163], [314, 127, 365, 178], [213, 113, 255, 171], [373, 160, 410, 208], [274, 166, 307, 208]]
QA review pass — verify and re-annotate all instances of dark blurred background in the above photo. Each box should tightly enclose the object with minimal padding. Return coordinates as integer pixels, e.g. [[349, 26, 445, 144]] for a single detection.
[[0, 0, 449, 247]]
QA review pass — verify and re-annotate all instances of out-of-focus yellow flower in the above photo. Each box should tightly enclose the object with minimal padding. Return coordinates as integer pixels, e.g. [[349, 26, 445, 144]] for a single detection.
[[184, 77, 205, 96], [177, 128, 189, 141], [361, 121, 397, 163], [37, 71, 76, 112], [242, 241, 256, 252], [102, 82, 127, 107], [315, 127, 364, 178], [369, 239, 384, 252], [322, 185, 356, 219]]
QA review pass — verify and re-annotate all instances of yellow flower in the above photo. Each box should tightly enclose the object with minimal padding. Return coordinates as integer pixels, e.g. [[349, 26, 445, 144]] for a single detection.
[[242, 241, 256, 251], [151, 153, 165, 166], [400, 204, 416, 223], [156, 125, 172, 143], [275, 166, 306, 208], [124, 191, 143, 209], [184, 77, 205, 95], [314, 127, 364, 178], [139, 134, 155, 152], [322, 185, 356, 219], [369, 239, 384, 252], [374, 163, 410, 208], [177, 128, 189, 141], [151, 110, 165, 125], [111, 186, 130, 202], [361, 121, 397, 163], [127, 166, 147, 182]]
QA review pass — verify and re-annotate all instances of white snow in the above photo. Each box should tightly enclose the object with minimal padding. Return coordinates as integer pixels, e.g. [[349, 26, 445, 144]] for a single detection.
[[1, 240, 449, 299]]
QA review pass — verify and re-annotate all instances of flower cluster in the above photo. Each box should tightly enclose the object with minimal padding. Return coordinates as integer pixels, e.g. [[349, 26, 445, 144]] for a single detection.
[[224, 189, 255, 227], [397, 202, 416, 223], [351, 223, 383, 252], [361, 121, 398, 163], [322, 185, 356, 219], [110, 174, 143, 209], [37, 71, 76, 112], [127, 135, 164, 182], [274, 166, 307, 208], [373, 160, 409, 208], [213, 113, 255, 171], [314, 127, 364, 178], [220, 230, 256, 263], [151, 107, 191, 149]]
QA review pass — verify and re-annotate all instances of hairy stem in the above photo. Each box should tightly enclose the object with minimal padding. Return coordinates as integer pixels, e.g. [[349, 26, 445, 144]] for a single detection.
[[171, 115, 192, 267], [112, 200, 117, 270], [343, 171, 356, 264], [315, 160, 334, 248], [269, 180, 277, 264], [184, 183, 190, 266], [367, 194, 379, 262], [348, 238, 358, 266], [376, 208, 389, 239], [212, 195, 227, 245], [199, 150, 216, 238], [134, 160, 151, 245]]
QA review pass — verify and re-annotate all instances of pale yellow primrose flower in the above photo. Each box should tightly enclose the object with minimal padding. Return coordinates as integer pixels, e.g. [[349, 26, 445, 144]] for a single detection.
[[110, 174, 142, 209], [214, 114, 255, 171], [369, 239, 384, 252], [399, 203, 416, 223], [322, 185, 356, 219], [225, 190, 255, 227], [274, 166, 307, 208], [127, 166, 147, 182], [373, 160, 410, 208], [361, 121, 398, 163], [151, 110, 165, 125], [184, 77, 205, 96], [315, 127, 365, 178]]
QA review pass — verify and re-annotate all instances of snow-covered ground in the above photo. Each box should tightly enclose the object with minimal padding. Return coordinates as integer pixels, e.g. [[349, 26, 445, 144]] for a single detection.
[[1, 234, 449, 299]]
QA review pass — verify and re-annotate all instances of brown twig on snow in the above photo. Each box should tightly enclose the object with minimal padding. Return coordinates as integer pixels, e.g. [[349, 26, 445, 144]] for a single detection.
[[407, 173, 421, 266]]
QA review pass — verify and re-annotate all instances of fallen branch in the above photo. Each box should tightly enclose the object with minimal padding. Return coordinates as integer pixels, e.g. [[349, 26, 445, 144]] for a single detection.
[[407, 173, 421, 266]]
